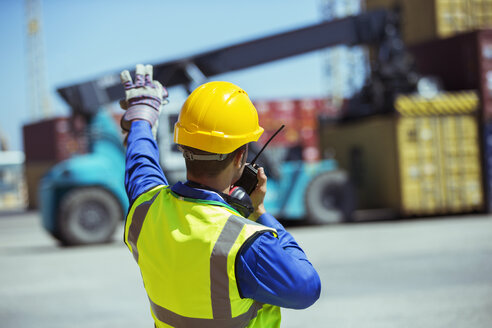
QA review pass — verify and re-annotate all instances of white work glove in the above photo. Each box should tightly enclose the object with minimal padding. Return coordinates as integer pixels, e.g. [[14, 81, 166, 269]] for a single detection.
[[119, 64, 168, 138]]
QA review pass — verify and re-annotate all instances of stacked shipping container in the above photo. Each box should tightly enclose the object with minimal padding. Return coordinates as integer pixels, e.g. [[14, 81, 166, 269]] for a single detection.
[[320, 91, 483, 216], [366, 0, 492, 45], [395, 92, 483, 215], [409, 29, 492, 116], [22, 117, 87, 208], [410, 29, 492, 212], [253, 98, 341, 162], [354, 1, 492, 216]]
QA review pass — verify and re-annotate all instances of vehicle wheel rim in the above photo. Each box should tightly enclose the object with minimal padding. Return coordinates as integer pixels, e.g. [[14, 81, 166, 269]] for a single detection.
[[77, 200, 108, 232], [321, 185, 338, 210]]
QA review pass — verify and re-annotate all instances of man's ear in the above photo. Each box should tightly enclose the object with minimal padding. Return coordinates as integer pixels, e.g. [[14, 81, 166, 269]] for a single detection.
[[234, 149, 246, 168]]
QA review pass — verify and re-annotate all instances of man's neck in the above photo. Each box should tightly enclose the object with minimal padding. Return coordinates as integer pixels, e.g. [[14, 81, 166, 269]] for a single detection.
[[187, 175, 231, 194]]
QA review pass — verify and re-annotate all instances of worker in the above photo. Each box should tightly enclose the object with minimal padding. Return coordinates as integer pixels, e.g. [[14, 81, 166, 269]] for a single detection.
[[121, 64, 321, 328]]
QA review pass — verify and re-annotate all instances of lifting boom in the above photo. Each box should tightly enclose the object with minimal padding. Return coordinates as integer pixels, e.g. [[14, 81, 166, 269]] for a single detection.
[[57, 9, 396, 115]]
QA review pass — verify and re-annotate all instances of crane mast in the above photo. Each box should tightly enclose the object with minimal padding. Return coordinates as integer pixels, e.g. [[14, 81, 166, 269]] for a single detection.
[[25, 0, 53, 119]]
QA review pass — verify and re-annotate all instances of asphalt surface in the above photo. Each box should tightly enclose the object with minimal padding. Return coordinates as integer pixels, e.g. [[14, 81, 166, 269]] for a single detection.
[[1, 211, 491, 328]]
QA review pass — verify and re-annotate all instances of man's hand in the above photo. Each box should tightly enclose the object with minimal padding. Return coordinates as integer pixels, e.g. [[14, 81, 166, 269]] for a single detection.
[[249, 167, 267, 221], [120, 64, 168, 133]]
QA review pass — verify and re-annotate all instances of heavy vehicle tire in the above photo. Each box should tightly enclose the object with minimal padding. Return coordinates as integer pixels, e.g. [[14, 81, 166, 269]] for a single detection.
[[58, 187, 122, 246], [305, 170, 355, 224]]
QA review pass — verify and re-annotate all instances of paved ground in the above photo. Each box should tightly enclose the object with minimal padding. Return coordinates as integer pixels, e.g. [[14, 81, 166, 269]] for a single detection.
[[1, 211, 492, 328]]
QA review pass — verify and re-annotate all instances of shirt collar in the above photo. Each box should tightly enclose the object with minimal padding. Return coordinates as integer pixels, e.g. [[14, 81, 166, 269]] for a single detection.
[[170, 181, 229, 205]]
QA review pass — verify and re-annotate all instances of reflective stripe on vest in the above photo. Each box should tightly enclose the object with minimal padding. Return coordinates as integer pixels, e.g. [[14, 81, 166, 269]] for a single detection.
[[127, 191, 160, 262], [149, 296, 263, 328], [125, 187, 278, 327]]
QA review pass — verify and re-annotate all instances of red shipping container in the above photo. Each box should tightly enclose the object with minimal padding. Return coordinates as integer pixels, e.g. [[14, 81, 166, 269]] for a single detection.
[[23, 116, 88, 163], [409, 29, 492, 119], [269, 99, 297, 127], [255, 99, 299, 147], [253, 97, 334, 161], [254, 100, 276, 131], [297, 99, 318, 119]]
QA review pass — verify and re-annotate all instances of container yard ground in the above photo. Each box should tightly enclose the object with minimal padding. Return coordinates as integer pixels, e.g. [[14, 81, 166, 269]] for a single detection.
[[1, 211, 491, 328]]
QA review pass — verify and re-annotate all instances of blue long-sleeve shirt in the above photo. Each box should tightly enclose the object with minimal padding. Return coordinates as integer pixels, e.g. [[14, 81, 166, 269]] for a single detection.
[[125, 120, 321, 309]]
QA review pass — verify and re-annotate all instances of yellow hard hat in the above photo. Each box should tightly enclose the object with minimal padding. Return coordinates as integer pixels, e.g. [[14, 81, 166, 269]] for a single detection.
[[174, 81, 264, 154]]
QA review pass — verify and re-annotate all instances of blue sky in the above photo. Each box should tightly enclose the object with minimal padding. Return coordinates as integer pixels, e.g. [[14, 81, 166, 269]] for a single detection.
[[0, 0, 337, 150]]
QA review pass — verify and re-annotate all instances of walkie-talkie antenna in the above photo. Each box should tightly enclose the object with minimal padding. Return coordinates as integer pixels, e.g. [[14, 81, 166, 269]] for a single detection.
[[250, 125, 285, 165]]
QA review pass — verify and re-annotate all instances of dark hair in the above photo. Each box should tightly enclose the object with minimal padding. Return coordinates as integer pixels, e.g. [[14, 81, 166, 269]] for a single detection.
[[181, 144, 247, 178]]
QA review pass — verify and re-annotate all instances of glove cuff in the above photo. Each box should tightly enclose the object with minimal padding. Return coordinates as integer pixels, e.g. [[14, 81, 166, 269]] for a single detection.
[[120, 105, 159, 131]]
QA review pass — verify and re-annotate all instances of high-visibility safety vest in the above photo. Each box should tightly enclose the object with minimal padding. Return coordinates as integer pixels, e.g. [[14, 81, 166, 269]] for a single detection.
[[124, 185, 281, 328]]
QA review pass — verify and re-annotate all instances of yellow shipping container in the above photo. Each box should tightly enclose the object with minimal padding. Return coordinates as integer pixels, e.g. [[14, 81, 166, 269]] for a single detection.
[[320, 91, 483, 216], [397, 115, 482, 215], [365, 0, 492, 45]]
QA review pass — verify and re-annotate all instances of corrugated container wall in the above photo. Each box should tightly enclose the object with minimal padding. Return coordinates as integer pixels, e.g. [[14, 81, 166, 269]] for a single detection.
[[396, 93, 483, 215], [320, 91, 483, 216], [365, 0, 492, 45]]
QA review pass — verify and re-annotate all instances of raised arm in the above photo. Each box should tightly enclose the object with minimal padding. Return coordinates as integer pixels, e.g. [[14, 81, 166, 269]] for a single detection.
[[125, 120, 167, 204], [120, 64, 169, 205]]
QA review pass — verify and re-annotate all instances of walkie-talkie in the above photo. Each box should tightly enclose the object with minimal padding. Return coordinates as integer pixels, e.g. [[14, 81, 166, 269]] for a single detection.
[[234, 125, 285, 195]]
